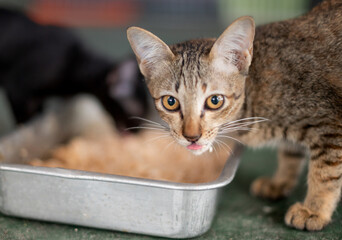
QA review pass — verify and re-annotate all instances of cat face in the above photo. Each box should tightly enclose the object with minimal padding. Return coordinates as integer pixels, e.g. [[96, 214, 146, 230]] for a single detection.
[[127, 17, 255, 155]]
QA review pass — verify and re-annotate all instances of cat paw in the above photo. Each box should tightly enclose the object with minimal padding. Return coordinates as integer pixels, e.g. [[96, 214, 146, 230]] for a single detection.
[[250, 177, 291, 200], [285, 203, 329, 231]]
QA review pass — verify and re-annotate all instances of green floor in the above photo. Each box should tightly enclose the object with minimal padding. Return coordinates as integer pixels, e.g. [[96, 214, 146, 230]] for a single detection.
[[0, 148, 341, 240]]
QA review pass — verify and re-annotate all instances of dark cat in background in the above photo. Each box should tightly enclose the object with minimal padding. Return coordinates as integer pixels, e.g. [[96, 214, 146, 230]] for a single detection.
[[0, 8, 147, 130]]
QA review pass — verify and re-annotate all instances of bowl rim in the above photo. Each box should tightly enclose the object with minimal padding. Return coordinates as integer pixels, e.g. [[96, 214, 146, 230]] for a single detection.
[[0, 145, 243, 191]]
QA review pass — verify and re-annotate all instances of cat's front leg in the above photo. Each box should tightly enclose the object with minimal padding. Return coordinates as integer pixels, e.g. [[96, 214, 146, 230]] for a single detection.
[[285, 152, 342, 231], [251, 142, 306, 200]]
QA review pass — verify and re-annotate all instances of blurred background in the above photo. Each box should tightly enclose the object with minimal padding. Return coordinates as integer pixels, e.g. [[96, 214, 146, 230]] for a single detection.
[[0, 0, 320, 59], [0, 0, 322, 136]]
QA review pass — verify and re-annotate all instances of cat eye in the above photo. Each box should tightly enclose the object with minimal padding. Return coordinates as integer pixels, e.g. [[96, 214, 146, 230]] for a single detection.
[[206, 95, 224, 110], [162, 95, 180, 111]]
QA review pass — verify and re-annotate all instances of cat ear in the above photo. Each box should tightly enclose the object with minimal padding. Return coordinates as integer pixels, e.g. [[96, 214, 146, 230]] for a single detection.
[[210, 16, 255, 74], [127, 27, 175, 78]]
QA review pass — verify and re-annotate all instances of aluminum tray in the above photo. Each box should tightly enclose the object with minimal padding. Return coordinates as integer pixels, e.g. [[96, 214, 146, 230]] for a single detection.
[[0, 96, 241, 238]]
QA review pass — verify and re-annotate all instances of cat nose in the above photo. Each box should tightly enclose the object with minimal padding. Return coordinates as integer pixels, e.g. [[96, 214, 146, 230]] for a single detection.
[[183, 134, 202, 143]]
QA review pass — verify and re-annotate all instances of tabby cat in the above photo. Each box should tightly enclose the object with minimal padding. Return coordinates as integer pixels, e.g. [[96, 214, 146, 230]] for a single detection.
[[127, 0, 342, 231]]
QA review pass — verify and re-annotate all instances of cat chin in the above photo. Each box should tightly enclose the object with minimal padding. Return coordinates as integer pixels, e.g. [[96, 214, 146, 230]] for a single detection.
[[186, 146, 209, 156]]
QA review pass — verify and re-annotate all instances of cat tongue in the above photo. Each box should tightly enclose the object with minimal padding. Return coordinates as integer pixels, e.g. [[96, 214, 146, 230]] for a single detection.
[[187, 143, 203, 150]]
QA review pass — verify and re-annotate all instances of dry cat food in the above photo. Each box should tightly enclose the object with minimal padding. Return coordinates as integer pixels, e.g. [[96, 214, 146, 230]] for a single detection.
[[30, 130, 232, 183]]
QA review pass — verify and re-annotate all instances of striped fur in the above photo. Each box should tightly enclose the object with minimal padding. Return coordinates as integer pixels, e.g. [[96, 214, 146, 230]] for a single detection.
[[128, 0, 342, 231]]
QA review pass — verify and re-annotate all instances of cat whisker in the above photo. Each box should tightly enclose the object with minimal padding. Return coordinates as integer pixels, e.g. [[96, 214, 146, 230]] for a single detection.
[[222, 116, 269, 125], [221, 121, 264, 129], [221, 124, 264, 132], [217, 134, 245, 145], [211, 141, 219, 158], [219, 117, 269, 129], [130, 116, 169, 129], [220, 121, 267, 130], [216, 139, 232, 152], [213, 143, 220, 158], [125, 126, 169, 132], [213, 140, 223, 156], [141, 123, 168, 130], [218, 117, 263, 127], [162, 139, 176, 154], [129, 116, 160, 124], [218, 126, 257, 133], [215, 139, 233, 154], [214, 139, 232, 157], [217, 124, 262, 134], [144, 133, 171, 144]]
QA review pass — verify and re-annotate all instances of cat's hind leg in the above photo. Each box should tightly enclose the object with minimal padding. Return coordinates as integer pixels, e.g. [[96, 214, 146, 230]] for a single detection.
[[251, 142, 306, 200]]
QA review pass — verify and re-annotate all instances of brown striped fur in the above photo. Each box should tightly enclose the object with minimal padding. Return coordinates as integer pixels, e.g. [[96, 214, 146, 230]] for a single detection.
[[127, 0, 342, 231]]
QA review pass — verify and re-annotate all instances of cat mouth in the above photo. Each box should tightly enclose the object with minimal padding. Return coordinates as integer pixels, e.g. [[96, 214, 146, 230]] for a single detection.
[[186, 143, 203, 150], [186, 143, 211, 155]]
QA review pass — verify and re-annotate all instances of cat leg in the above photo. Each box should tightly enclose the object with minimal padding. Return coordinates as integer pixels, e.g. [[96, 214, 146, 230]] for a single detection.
[[285, 152, 342, 231], [251, 142, 306, 200]]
